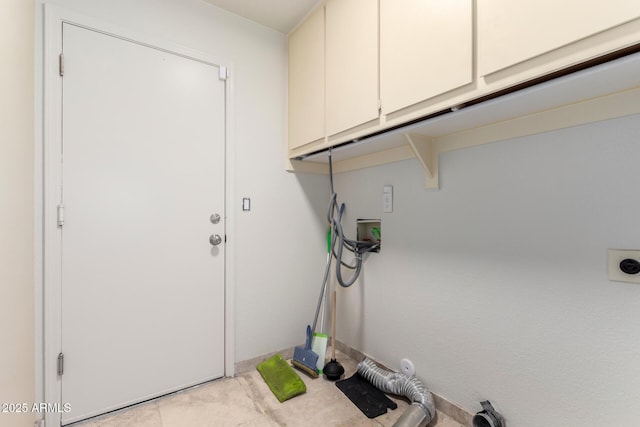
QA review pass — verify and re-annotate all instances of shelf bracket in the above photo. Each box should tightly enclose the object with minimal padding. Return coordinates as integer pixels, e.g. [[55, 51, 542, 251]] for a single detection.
[[405, 133, 439, 190]]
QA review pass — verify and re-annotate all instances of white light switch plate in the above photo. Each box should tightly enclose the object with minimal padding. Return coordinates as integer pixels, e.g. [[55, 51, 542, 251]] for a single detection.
[[608, 249, 640, 283], [383, 185, 393, 213]]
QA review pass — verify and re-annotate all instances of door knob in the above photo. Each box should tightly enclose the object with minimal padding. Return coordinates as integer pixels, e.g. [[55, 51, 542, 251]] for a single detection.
[[209, 234, 223, 246], [210, 213, 221, 224]]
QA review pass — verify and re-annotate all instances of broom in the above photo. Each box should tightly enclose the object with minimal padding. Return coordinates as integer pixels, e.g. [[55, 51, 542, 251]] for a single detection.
[[292, 229, 334, 378], [292, 325, 319, 378]]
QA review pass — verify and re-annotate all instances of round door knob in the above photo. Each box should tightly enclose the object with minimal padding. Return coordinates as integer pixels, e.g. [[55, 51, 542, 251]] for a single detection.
[[210, 213, 221, 224], [209, 234, 222, 246]]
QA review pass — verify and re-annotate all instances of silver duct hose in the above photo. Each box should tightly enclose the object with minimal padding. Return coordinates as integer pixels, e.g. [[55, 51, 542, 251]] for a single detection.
[[357, 358, 436, 427]]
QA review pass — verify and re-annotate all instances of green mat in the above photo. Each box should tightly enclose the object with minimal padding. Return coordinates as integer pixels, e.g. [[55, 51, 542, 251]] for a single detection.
[[256, 354, 306, 402]]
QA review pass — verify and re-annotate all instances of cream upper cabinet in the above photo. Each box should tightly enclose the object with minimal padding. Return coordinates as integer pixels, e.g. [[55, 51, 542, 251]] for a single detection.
[[478, 0, 640, 77], [288, 7, 325, 152], [325, 0, 379, 138], [288, 0, 640, 170], [380, 0, 473, 115]]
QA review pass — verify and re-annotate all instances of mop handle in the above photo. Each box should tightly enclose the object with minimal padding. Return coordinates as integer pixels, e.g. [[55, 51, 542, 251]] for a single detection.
[[311, 229, 334, 333], [311, 253, 331, 333]]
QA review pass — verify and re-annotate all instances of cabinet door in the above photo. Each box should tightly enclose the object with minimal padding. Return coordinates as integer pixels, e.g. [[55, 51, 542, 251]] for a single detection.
[[380, 0, 472, 115], [325, 0, 379, 137], [478, 0, 640, 76], [288, 7, 325, 151]]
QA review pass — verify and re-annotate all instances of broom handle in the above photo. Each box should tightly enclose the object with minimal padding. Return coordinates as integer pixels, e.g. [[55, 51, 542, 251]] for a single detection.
[[332, 290, 337, 359]]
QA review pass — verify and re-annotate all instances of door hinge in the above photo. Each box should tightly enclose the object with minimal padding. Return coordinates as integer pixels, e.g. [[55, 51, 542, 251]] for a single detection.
[[57, 204, 65, 227], [218, 66, 229, 81], [57, 353, 64, 376], [59, 53, 64, 77]]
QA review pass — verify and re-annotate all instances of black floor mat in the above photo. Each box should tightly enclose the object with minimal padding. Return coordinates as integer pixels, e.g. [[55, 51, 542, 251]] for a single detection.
[[335, 373, 398, 418]]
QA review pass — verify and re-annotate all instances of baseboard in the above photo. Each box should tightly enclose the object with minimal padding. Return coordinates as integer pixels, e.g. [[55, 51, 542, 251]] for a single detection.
[[236, 341, 474, 426]]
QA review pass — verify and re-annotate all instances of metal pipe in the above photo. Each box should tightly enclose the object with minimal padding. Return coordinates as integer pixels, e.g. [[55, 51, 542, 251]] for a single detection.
[[357, 358, 435, 427]]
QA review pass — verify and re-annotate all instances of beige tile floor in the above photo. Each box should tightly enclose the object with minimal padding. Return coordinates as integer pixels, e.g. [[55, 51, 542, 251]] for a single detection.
[[75, 351, 464, 427]]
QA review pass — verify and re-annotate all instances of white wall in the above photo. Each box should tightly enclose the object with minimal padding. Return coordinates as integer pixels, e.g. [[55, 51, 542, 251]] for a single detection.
[[0, 1, 35, 426], [333, 113, 640, 427], [34, 0, 328, 372]]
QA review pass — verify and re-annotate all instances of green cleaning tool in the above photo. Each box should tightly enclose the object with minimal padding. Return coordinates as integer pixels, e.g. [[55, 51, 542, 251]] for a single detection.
[[311, 228, 332, 373], [257, 354, 306, 402], [312, 331, 328, 375]]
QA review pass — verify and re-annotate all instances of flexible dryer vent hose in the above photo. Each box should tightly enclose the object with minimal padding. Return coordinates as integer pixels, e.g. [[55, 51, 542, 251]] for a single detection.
[[357, 358, 436, 427]]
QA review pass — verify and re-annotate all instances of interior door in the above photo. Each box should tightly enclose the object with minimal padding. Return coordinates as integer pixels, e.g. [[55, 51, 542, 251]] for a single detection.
[[60, 23, 226, 424]]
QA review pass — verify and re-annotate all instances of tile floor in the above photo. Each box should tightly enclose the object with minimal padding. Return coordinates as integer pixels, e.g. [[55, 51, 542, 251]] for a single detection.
[[75, 351, 465, 427]]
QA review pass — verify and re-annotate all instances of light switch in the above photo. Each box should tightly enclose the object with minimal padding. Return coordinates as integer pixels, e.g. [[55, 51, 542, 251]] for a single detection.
[[383, 185, 393, 213]]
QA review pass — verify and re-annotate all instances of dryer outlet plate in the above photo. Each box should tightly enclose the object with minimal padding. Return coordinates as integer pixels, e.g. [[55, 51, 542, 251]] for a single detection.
[[608, 249, 640, 284]]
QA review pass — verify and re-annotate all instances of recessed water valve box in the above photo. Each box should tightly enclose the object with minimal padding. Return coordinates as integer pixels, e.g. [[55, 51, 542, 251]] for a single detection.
[[608, 249, 640, 283], [357, 219, 381, 252]]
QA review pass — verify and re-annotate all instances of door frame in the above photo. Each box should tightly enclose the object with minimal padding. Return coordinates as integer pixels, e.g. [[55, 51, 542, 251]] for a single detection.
[[36, 5, 237, 425]]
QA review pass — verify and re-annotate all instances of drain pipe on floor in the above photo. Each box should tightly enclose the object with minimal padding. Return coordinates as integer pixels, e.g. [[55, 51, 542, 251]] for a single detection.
[[357, 358, 436, 427]]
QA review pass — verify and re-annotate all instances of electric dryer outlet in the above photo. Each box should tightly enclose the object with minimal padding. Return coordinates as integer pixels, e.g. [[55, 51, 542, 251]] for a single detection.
[[608, 249, 640, 283]]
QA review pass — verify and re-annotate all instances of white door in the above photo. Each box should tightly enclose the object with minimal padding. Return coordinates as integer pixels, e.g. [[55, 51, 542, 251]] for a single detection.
[[60, 23, 226, 424]]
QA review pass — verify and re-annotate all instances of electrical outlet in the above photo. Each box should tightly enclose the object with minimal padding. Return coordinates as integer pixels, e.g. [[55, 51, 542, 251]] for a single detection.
[[608, 249, 640, 283]]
